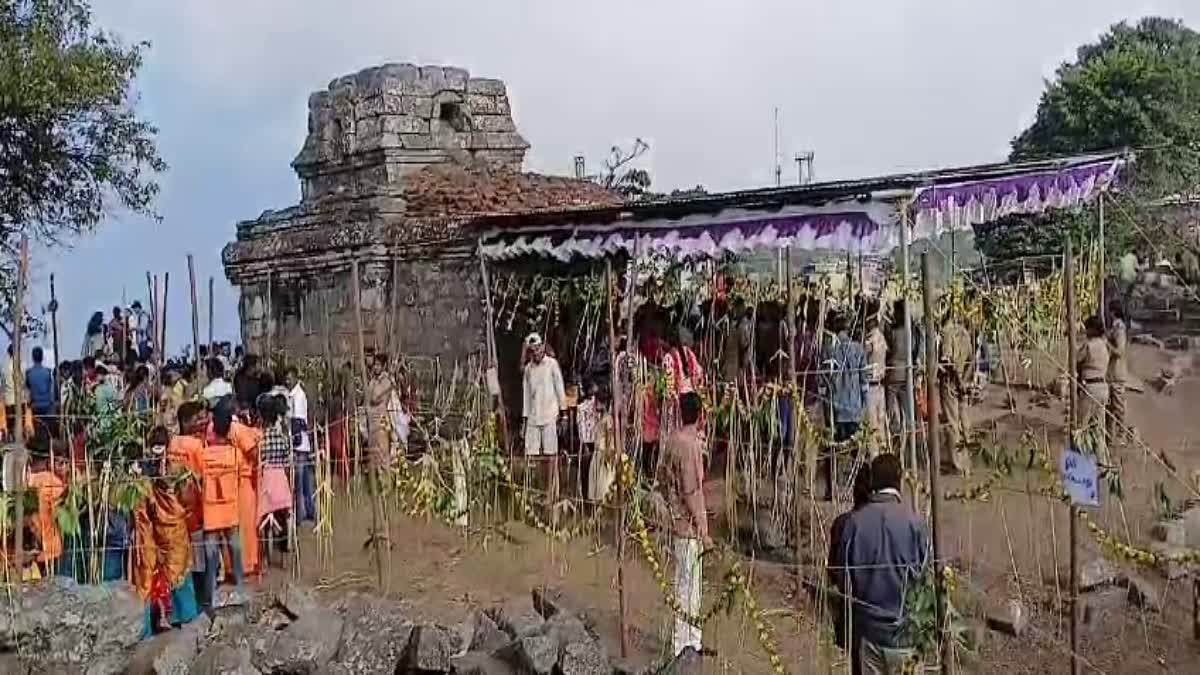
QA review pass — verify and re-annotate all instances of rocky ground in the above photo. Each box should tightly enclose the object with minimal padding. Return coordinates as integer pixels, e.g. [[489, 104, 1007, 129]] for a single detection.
[[0, 577, 659, 674]]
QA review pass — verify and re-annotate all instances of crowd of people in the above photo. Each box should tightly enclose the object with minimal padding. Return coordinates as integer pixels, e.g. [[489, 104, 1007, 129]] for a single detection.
[[0, 299, 419, 638], [515, 287, 1133, 674]]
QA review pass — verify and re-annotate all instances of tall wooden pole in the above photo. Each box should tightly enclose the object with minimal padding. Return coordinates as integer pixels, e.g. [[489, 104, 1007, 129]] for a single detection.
[[161, 273, 170, 363], [207, 276, 215, 354], [921, 253, 951, 675], [351, 258, 387, 591], [146, 271, 156, 355], [187, 255, 201, 376], [49, 273, 60, 388], [265, 270, 273, 359], [605, 260, 631, 658], [785, 247, 803, 570], [1097, 194, 1106, 325], [476, 243, 510, 451], [615, 236, 639, 659], [1064, 241, 1080, 675], [389, 257, 400, 363], [11, 237, 29, 586], [900, 203, 918, 491]]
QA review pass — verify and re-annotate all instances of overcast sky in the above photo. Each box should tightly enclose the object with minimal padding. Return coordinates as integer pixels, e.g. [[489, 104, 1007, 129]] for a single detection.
[[33, 0, 1199, 358]]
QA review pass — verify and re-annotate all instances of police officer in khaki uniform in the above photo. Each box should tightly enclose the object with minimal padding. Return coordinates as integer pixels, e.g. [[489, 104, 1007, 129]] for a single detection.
[[1077, 315, 1110, 459], [1105, 302, 1129, 444], [937, 311, 972, 475]]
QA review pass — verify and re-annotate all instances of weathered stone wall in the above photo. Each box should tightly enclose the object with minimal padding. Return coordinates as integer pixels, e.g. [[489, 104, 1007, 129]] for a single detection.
[[294, 64, 529, 202], [238, 257, 485, 367]]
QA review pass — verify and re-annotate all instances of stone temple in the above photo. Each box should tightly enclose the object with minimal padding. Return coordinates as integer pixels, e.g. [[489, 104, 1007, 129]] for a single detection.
[[222, 64, 619, 365]]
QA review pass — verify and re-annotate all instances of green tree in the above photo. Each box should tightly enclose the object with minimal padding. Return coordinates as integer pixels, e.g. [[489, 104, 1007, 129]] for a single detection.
[[0, 0, 164, 335], [975, 17, 1200, 262]]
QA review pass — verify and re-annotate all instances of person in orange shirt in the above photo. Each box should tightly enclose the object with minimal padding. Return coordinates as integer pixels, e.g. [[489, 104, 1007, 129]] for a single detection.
[[28, 452, 65, 575], [200, 402, 244, 608], [227, 403, 261, 577], [168, 400, 209, 603]]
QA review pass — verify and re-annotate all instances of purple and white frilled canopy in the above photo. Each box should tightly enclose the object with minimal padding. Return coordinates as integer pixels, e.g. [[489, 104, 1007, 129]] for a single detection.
[[910, 157, 1123, 236]]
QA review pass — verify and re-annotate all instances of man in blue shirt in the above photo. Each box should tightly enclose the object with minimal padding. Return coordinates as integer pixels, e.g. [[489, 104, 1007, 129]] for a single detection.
[[820, 311, 867, 498], [25, 346, 56, 437], [840, 453, 929, 675]]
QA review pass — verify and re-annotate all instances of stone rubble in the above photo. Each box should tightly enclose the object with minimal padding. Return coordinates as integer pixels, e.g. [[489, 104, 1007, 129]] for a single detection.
[[0, 582, 637, 675]]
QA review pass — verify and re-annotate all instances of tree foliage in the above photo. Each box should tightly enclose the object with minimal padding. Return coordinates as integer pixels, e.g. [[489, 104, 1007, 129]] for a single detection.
[[597, 138, 653, 200], [0, 0, 164, 333], [976, 17, 1200, 261]]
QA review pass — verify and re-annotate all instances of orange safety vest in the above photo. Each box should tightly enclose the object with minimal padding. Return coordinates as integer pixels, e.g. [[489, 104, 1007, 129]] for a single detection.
[[200, 443, 239, 531]]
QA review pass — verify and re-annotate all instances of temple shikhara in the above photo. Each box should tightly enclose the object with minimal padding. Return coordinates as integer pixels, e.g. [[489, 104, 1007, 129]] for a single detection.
[[222, 64, 619, 363]]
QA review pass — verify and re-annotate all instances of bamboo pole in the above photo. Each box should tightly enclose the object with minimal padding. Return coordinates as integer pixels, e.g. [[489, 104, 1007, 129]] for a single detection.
[[921, 252, 951, 675], [476, 242, 510, 451], [146, 271, 155, 355], [616, 237, 639, 659], [265, 270, 273, 359], [49, 274, 63, 450], [1064, 241, 1080, 675], [1098, 195, 1106, 325], [187, 255, 201, 380], [161, 273, 170, 363], [900, 203, 919, 498], [208, 276, 215, 354], [11, 237, 29, 587], [351, 258, 387, 592], [785, 247, 802, 571], [389, 256, 400, 363]]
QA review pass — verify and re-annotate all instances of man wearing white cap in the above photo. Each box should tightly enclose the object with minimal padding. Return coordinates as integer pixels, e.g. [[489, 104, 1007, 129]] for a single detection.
[[522, 333, 565, 497]]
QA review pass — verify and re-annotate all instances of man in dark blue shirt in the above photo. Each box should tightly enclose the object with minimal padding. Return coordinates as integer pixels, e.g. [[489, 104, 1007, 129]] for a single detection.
[[840, 453, 929, 674], [25, 346, 56, 437]]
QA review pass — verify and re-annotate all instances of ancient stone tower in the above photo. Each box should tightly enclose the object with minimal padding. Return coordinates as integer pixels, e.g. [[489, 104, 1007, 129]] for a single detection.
[[222, 64, 616, 365]]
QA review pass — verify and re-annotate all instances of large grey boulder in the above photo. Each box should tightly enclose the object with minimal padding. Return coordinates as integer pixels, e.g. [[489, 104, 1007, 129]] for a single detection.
[[450, 651, 517, 675], [190, 644, 263, 675], [488, 599, 545, 640], [127, 615, 212, 675], [402, 624, 463, 673], [0, 579, 144, 669], [274, 582, 319, 620], [257, 611, 344, 674], [559, 640, 609, 675], [334, 595, 414, 674]]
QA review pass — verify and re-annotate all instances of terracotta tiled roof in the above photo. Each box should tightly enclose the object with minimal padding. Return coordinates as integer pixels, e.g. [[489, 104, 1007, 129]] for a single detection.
[[401, 162, 623, 218]]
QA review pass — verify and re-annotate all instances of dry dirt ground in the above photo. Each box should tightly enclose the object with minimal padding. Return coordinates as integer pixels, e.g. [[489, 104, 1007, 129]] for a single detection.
[[261, 341, 1200, 674]]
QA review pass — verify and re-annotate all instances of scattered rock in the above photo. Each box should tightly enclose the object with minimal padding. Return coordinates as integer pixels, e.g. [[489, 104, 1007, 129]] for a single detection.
[[335, 595, 414, 674], [1132, 334, 1163, 348], [210, 605, 249, 636], [468, 611, 510, 654], [502, 634, 558, 674], [258, 611, 344, 673], [0, 579, 144, 669], [488, 599, 545, 640], [661, 646, 702, 675], [191, 644, 262, 675], [1082, 588, 1126, 625], [545, 612, 592, 650], [256, 607, 292, 631], [450, 651, 517, 674], [127, 614, 211, 675], [531, 586, 570, 620], [1121, 575, 1162, 612], [984, 599, 1028, 637], [276, 581, 320, 619], [403, 624, 462, 673], [559, 640, 609, 675], [1151, 519, 1186, 546], [1078, 558, 1116, 591]]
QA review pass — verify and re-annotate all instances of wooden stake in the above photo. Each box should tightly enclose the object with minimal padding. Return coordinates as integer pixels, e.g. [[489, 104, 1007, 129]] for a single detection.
[[785, 247, 802, 572], [900, 202, 919, 496], [265, 270, 273, 359], [351, 258, 387, 592], [49, 273, 62, 449], [161, 273, 170, 363], [476, 244, 510, 451], [208, 276, 215, 354], [605, 259, 631, 658], [187, 255, 201, 377], [389, 256, 400, 363], [921, 253, 951, 675], [11, 237, 29, 588], [1064, 241, 1080, 675]]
